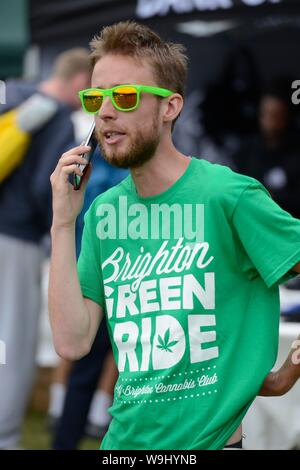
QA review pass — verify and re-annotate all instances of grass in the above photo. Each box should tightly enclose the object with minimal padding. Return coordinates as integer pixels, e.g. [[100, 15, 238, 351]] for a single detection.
[[21, 410, 99, 450]]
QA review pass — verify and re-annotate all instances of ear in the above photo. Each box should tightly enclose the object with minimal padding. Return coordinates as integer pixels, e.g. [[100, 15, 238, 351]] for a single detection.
[[162, 93, 184, 125]]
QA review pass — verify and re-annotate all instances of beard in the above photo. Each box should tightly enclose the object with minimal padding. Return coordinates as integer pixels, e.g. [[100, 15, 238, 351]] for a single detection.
[[95, 115, 160, 169]]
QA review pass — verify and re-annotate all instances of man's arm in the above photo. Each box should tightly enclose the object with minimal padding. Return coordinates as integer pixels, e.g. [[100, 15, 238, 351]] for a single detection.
[[49, 224, 102, 360], [260, 251, 300, 395], [259, 334, 300, 396], [259, 261, 300, 395], [48, 144, 101, 360]]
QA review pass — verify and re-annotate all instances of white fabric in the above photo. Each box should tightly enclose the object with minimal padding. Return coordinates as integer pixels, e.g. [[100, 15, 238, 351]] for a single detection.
[[48, 383, 67, 418], [87, 390, 112, 427], [36, 258, 60, 367]]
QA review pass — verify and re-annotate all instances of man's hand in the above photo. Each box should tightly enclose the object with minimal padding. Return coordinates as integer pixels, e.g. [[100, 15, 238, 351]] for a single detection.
[[259, 335, 300, 396], [50, 144, 92, 229]]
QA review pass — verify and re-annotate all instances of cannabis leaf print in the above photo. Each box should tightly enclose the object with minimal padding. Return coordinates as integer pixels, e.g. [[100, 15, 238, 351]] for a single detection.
[[156, 328, 178, 353]]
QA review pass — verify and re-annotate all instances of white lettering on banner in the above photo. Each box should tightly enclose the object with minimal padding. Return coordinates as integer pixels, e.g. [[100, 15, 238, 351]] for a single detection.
[[136, 0, 281, 18], [113, 314, 219, 372], [243, 0, 280, 4]]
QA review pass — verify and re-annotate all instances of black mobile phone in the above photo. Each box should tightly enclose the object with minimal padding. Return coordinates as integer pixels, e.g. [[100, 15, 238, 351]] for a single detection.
[[73, 122, 97, 190]]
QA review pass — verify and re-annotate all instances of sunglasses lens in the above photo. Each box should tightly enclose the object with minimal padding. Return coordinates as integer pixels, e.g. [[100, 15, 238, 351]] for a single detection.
[[113, 86, 137, 109], [83, 90, 103, 113]]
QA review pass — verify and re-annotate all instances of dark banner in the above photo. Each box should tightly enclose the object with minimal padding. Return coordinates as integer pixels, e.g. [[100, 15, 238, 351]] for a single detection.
[[30, 0, 300, 44], [30, 0, 137, 44]]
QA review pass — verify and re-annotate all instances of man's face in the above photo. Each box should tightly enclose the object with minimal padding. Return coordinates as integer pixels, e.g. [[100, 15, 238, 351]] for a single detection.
[[91, 54, 163, 169], [61, 71, 91, 109], [68, 71, 91, 109]]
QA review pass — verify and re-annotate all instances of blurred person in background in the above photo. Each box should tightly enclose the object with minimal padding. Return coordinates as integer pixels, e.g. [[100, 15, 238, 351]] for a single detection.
[[198, 46, 260, 169], [233, 79, 300, 219], [0, 48, 91, 449]]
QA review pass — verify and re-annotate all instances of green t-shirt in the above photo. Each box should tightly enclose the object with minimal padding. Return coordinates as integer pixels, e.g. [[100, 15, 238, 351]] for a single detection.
[[78, 157, 300, 450]]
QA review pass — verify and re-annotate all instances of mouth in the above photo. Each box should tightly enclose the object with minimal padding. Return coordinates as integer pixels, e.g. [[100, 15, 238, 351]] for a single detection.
[[103, 131, 126, 145]]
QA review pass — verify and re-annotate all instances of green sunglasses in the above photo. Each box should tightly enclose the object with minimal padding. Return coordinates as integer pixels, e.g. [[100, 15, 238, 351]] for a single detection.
[[78, 84, 173, 114]]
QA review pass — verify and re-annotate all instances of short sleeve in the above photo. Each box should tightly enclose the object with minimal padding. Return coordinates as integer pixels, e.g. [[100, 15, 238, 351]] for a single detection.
[[77, 206, 105, 308], [232, 183, 300, 288]]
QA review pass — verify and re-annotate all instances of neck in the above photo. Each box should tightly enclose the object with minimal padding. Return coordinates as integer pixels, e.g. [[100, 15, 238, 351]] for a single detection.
[[130, 138, 190, 198]]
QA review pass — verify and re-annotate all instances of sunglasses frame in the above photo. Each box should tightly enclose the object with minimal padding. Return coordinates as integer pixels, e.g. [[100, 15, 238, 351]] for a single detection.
[[78, 84, 174, 114]]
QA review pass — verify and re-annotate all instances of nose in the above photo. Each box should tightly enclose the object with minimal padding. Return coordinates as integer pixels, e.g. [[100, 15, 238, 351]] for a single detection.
[[98, 95, 117, 120]]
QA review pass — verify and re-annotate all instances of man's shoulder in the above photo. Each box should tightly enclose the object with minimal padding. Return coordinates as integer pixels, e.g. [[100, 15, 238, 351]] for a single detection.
[[193, 157, 268, 208], [193, 157, 257, 190]]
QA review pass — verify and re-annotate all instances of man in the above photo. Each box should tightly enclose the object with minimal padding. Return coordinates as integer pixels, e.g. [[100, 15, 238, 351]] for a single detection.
[[233, 81, 300, 219], [0, 48, 91, 449], [49, 22, 300, 450]]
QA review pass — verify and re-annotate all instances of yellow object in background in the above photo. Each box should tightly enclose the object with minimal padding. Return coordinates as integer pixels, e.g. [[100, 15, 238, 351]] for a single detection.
[[0, 109, 31, 183]]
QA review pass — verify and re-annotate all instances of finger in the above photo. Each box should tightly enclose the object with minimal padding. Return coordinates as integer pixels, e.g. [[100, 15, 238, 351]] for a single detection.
[[58, 164, 83, 184], [51, 166, 81, 189], [58, 154, 89, 168], [59, 145, 91, 162], [61, 164, 83, 176]]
